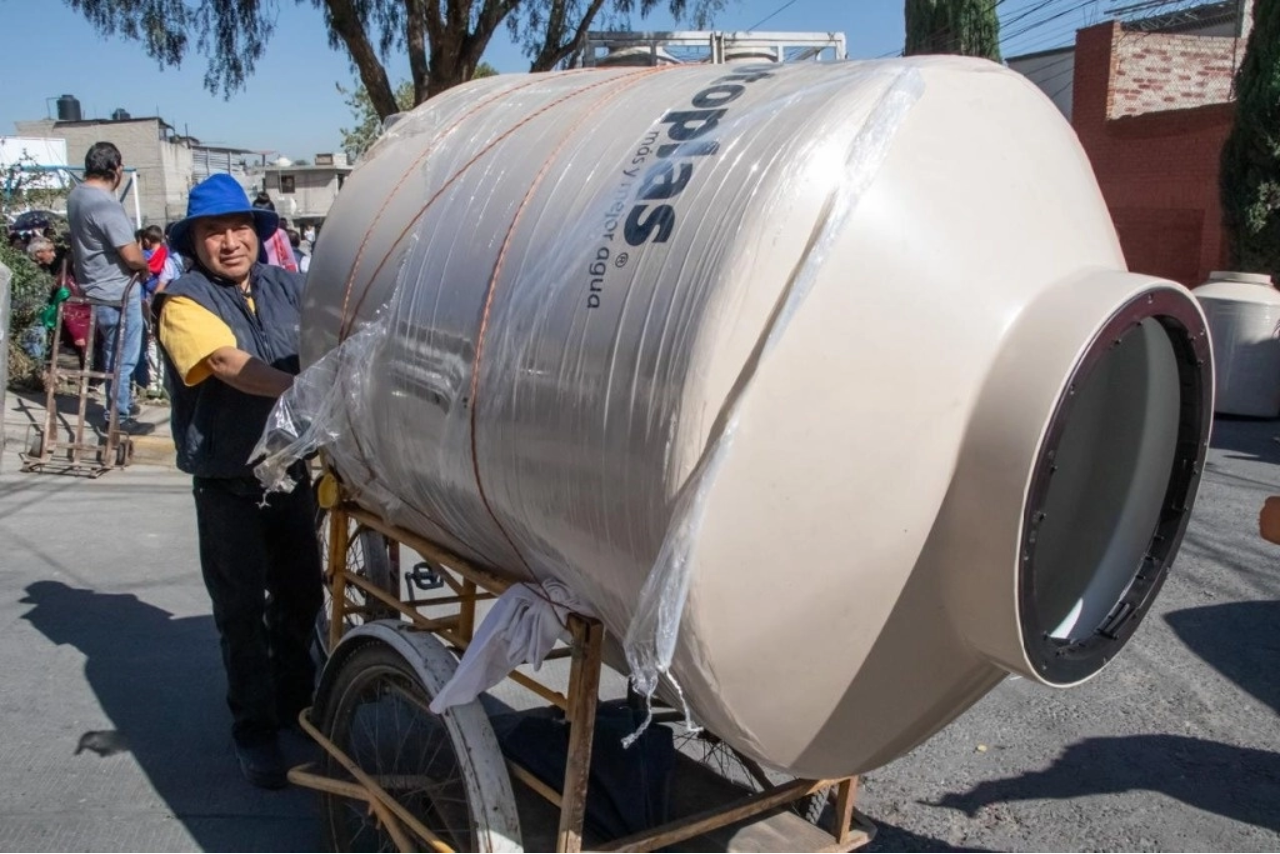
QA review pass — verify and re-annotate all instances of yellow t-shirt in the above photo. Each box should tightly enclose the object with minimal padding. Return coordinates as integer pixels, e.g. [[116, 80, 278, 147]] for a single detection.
[[158, 296, 255, 386]]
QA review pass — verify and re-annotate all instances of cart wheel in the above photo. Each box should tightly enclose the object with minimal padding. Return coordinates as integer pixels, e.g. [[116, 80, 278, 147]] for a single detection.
[[314, 509, 400, 658], [674, 729, 830, 827], [315, 630, 522, 852]]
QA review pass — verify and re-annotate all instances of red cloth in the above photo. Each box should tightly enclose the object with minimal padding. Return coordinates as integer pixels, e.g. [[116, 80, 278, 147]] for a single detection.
[[147, 244, 169, 276], [59, 264, 91, 349], [264, 228, 299, 273]]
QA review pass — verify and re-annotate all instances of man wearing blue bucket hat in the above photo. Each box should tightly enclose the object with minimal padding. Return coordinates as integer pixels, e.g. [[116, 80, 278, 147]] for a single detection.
[[156, 173, 322, 789]]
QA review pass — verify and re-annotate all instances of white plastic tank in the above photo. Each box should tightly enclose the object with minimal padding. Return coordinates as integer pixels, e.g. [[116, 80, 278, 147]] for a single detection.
[[594, 45, 681, 67], [262, 58, 1213, 780], [1195, 271, 1280, 417]]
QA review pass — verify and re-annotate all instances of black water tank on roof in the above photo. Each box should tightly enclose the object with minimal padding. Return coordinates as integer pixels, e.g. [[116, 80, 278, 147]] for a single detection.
[[56, 94, 82, 122], [111, 108, 130, 121]]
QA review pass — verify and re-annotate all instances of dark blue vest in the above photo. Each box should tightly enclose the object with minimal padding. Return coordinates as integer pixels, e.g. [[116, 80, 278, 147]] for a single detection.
[[158, 263, 305, 479]]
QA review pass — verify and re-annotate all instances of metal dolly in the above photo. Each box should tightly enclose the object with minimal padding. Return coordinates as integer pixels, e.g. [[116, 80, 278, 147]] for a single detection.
[[21, 280, 140, 477]]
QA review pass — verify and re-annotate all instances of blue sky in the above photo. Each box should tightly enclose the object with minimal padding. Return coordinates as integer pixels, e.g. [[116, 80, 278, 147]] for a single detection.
[[0, 0, 1105, 159]]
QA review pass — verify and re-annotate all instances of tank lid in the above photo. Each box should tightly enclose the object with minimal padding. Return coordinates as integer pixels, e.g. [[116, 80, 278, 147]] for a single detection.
[[1207, 271, 1274, 286]]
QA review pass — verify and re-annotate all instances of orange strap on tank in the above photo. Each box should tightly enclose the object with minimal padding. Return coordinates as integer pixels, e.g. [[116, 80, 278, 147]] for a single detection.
[[334, 70, 596, 340], [465, 65, 678, 576]]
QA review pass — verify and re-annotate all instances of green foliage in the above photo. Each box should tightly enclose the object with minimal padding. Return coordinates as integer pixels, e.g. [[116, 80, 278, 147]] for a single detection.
[[64, 0, 269, 96], [61, 1, 737, 119], [2, 151, 72, 221], [1, 241, 55, 390], [1220, 0, 1280, 279], [338, 79, 417, 162], [339, 62, 500, 161], [904, 0, 1001, 61]]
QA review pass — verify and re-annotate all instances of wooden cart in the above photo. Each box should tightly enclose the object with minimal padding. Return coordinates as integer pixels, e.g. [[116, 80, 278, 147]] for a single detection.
[[290, 472, 876, 852]]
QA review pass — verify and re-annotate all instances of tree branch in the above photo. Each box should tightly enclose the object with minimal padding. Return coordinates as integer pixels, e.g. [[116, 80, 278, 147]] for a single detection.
[[324, 0, 400, 119], [406, 0, 430, 104], [531, 0, 607, 71]]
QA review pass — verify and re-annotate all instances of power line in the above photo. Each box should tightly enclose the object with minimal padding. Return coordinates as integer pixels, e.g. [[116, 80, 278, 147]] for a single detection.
[[748, 0, 802, 31]]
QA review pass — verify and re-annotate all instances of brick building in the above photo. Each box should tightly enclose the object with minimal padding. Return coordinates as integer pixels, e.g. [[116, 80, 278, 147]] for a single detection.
[[1069, 16, 1250, 286], [1007, 0, 1244, 122], [1006, 1, 1257, 286]]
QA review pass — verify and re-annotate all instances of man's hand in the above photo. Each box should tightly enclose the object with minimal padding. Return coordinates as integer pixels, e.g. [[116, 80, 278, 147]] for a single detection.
[[205, 347, 294, 398], [117, 241, 149, 273], [1259, 496, 1280, 545]]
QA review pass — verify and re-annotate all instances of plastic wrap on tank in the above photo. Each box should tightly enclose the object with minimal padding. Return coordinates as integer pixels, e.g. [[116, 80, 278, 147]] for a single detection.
[[253, 62, 924, 669], [252, 57, 1213, 780]]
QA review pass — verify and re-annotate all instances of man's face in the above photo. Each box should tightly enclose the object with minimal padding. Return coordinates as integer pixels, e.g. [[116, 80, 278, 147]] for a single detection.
[[34, 247, 55, 267], [193, 214, 258, 283]]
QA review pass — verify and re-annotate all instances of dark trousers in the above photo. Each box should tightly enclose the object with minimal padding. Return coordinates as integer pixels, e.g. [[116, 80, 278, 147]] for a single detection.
[[193, 473, 323, 746]]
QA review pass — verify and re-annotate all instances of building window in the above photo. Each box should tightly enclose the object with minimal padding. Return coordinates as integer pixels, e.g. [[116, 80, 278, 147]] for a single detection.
[[280, 174, 296, 194]]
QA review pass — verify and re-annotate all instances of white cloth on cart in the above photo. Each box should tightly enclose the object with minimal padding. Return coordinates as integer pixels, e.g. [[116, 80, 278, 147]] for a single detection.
[[429, 578, 592, 713]]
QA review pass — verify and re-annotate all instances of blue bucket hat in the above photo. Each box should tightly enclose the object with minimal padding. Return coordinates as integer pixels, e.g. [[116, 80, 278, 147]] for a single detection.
[[169, 173, 279, 257]]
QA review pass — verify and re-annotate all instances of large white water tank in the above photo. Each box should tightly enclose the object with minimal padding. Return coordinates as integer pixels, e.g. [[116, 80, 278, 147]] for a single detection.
[[273, 58, 1212, 780], [1195, 271, 1280, 417]]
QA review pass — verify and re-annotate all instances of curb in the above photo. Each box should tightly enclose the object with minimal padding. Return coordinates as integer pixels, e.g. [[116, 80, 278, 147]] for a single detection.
[[129, 434, 178, 467], [2, 416, 178, 469]]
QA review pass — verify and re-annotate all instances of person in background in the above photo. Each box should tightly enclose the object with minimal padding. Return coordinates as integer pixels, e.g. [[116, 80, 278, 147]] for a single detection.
[[155, 173, 322, 790], [286, 229, 309, 273], [252, 190, 275, 212], [262, 225, 299, 273], [163, 221, 188, 277], [28, 236, 91, 367], [65, 141, 153, 434], [137, 225, 170, 294], [134, 225, 177, 396]]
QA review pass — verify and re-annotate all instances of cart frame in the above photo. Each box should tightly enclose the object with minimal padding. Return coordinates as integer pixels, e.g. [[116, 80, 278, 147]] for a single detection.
[[292, 474, 874, 852]]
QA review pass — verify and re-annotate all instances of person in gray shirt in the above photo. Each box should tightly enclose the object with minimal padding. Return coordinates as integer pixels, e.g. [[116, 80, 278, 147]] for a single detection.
[[66, 141, 153, 434]]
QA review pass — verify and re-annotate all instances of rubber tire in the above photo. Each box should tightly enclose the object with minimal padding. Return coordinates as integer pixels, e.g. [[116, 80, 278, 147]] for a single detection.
[[314, 636, 521, 852]]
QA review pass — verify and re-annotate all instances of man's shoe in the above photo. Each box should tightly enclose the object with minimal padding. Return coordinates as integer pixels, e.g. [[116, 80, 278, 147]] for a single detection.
[[234, 738, 288, 789]]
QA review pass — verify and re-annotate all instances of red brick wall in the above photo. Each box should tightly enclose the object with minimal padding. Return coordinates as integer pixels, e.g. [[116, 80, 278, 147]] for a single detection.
[[1072, 22, 1236, 286], [1109, 29, 1242, 118]]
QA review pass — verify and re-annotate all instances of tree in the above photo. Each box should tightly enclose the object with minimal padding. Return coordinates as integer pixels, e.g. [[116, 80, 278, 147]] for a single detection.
[[338, 62, 498, 161], [1220, 0, 1280, 278], [904, 0, 1001, 61], [63, 0, 731, 122]]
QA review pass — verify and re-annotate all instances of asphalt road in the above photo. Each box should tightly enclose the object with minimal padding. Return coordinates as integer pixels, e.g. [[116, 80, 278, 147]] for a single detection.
[[0, 418, 1275, 852]]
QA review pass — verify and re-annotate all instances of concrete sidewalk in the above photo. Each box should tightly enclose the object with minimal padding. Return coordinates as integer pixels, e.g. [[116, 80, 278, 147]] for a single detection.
[[0, 445, 317, 852], [3, 385, 176, 469]]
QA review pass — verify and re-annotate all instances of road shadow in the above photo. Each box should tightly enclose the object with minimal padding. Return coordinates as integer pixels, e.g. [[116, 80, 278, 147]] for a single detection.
[[10, 386, 109, 425], [1209, 416, 1280, 464], [1166, 600, 1280, 714], [863, 818, 991, 852], [928, 734, 1280, 834], [19, 580, 320, 851]]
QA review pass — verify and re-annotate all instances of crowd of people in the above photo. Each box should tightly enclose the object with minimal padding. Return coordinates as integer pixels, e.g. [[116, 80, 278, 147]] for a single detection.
[[8, 143, 318, 436]]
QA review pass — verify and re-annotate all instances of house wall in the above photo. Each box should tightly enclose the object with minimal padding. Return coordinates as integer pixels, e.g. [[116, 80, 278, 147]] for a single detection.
[[1072, 21, 1236, 286], [1008, 49, 1076, 119], [263, 169, 347, 220], [14, 118, 191, 226]]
